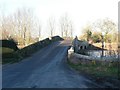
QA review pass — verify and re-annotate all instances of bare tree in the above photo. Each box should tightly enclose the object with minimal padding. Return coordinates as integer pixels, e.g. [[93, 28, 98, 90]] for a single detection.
[[1, 15, 16, 40], [37, 21, 42, 41], [59, 14, 73, 38], [14, 8, 34, 46], [94, 18, 117, 42], [59, 16, 65, 37], [69, 21, 73, 38], [48, 17, 55, 37], [0, 7, 37, 46], [0, 6, 43, 47], [38, 24, 41, 41]]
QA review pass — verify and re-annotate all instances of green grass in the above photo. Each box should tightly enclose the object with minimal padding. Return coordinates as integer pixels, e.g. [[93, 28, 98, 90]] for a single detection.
[[67, 59, 119, 78], [0, 47, 19, 64], [2, 58, 19, 64], [0, 47, 14, 54], [2, 52, 21, 64]]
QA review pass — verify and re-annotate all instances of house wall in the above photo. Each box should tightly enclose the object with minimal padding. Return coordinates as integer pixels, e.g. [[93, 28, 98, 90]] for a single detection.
[[72, 38, 89, 52]]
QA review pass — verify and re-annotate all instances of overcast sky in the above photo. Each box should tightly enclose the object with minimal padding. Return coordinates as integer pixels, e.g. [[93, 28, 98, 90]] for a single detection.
[[0, 0, 119, 38]]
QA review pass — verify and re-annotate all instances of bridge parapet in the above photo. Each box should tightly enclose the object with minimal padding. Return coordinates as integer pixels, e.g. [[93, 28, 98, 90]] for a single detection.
[[15, 36, 63, 58]]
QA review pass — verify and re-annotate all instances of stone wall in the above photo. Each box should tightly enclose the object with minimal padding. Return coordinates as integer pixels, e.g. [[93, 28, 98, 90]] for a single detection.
[[15, 36, 63, 58], [68, 51, 118, 66]]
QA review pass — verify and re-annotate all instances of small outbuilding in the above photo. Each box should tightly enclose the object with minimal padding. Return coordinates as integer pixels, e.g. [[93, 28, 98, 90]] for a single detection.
[[72, 36, 89, 53]]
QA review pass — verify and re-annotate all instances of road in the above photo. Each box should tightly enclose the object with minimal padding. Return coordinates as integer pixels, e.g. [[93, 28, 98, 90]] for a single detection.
[[2, 40, 100, 88]]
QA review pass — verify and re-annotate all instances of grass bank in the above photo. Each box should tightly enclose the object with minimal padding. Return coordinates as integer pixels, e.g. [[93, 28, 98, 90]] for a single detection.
[[67, 60, 119, 78], [67, 55, 120, 87]]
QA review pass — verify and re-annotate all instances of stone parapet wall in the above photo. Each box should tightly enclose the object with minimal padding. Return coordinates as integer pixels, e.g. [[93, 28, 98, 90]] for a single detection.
[[68, 52, 119, 66]]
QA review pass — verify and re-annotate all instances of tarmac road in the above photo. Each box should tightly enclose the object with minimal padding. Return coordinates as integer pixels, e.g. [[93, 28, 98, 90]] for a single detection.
[[2, 40, 100, 88]]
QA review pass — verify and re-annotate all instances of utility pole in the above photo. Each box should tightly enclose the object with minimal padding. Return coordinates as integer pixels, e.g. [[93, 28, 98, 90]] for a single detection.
[[118, 49, 120, 80], [101, 32, 105, 58]]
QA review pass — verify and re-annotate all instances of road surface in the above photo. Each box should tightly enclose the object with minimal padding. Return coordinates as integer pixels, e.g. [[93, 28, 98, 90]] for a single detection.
[[2, 40, 100, 88]]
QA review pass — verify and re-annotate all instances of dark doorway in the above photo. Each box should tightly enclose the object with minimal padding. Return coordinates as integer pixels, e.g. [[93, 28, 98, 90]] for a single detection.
[[80, 46, 83, 49]]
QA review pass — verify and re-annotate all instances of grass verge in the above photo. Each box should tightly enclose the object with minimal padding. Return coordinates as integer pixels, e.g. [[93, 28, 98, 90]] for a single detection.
[[67, 58, 120, 87], [67, 59, 119, 78]]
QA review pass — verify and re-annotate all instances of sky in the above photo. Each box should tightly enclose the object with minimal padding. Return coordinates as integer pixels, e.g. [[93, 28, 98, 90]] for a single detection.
[[0, 0, 119, 38]]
